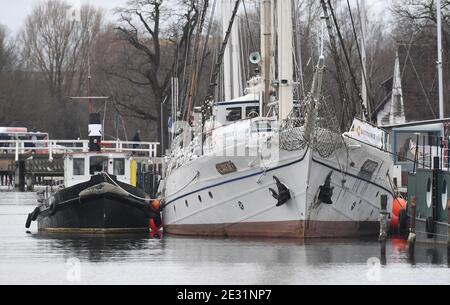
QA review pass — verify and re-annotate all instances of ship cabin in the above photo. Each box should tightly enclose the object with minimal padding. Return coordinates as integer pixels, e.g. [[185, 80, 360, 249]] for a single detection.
[[213, 93, 261, 126], [64, 152, 133, 188]]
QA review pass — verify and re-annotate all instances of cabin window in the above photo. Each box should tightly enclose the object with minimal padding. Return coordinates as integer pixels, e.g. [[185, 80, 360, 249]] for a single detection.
[[251, 120, 272, 133], [73, 158, 85, 176], [114, 158, 125, 176], [246, 106, 260, 118], [90, 156, 108, 175], [226, 107, 242, 122], [394, 131, 438, 166]]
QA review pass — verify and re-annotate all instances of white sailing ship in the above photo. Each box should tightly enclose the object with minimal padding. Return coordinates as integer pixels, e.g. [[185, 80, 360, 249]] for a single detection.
[[160, 0, 394, 238]]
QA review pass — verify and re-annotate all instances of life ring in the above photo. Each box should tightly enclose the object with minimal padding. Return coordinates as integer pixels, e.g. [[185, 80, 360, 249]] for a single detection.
[[425, 216, 435, 239]]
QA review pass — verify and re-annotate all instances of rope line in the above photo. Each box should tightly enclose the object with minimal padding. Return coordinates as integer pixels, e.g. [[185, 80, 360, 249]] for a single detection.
[[101, 171, 155, 202]]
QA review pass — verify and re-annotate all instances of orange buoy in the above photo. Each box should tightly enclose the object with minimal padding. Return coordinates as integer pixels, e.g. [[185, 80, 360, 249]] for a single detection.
[[391, 197, 407, 230], [149, 218, 162, 232], [149, 200, 162, 232], [151, 199, 161, 211]]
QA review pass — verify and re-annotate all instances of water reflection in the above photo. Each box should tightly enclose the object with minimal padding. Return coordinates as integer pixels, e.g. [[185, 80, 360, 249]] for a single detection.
[[26, 231, 450, 268], [1, 192, 449, 284], [404, 241, 450, 267], [31, 232, 165, 263]]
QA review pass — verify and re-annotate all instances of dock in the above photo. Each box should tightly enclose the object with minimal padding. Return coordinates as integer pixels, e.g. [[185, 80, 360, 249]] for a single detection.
[[0, 139, 162, 192]]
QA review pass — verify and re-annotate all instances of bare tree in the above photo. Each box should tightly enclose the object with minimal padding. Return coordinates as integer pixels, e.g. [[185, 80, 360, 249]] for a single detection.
[[112, 0, 201, 152], [0, 24, 15, 73], [392, 0, 450, 47], [20, 0, 104, 137], [0, 24, 43, 127]]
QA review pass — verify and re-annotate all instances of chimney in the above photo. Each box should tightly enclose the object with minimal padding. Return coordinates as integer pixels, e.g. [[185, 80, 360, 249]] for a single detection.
[[88, 113, 102, 152]]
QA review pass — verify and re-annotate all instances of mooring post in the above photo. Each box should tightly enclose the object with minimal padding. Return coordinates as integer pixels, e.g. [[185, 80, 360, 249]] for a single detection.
[[49, 141, 53, 161], [379, 194, 388, 242], [15, 141, 19, 162], [26, 174, 34, 192], [15, 160, 25, 192], [408, 196, 417, 246]]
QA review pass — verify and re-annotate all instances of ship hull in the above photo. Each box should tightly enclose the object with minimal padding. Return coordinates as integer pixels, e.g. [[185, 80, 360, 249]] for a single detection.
[[33, 175, 154, 233], [162, 135, 394, 238], [165, 220, 379, 238], [37, 195, 150, 233]]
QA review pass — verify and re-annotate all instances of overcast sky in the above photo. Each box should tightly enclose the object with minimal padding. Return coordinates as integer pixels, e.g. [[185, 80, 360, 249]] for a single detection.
[[0, 0, 392, 35], [0, 0, 128, 34]]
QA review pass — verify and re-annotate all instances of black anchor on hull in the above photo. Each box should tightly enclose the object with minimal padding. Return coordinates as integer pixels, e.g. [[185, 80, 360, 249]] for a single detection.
[[317, 171, 334, 205], [269, 176, 291, 207]]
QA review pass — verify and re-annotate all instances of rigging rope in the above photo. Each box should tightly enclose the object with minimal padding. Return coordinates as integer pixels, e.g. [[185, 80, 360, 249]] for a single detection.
[[184, 0, 211, 121], [326, 0, 368, 122], [206, 0, 242, 99], [346, 0, 374, 119], [320, 0, 352, 130], [102, 171, 156, 202]]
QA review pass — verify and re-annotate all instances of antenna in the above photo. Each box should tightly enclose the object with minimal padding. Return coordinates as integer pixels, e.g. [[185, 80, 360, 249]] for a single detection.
[[437, 0, 444, 119], [359, 0, 368, 115]]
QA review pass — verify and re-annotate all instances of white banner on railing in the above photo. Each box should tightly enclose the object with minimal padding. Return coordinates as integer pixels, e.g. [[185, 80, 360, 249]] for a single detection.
[[350, 118, 385, 148]]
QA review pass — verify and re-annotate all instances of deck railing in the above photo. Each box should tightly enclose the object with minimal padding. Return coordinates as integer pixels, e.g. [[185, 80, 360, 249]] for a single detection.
[[0, 140, 159, 161]]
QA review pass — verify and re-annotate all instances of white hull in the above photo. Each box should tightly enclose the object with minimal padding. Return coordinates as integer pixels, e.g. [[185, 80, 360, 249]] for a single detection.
[[162, 134, 394, 238]]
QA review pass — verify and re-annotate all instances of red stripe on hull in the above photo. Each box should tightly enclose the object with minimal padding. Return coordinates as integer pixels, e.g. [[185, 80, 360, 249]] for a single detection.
[[165, 220, 380, 238]]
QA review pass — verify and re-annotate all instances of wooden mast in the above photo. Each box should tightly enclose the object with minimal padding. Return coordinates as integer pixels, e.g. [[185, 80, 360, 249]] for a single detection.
[[261, 0, 272, 117]]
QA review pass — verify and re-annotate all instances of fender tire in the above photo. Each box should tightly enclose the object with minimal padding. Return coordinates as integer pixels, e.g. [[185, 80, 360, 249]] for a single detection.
[[425, 216, 435, 239], [31, 207, 40, 221], [25, 213, 32, 229]]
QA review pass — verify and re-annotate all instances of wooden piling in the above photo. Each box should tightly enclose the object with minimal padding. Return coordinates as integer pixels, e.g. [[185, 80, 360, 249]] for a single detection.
[[26, 174, 34, 192], [408, 196, 417, 246], [447, 199, 450, 249], [379, 195, 388, 242], [15, 160, 26, 192]]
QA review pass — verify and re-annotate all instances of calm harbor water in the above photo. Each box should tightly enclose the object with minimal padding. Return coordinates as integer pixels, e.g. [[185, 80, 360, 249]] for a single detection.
[[0, 190, 449, 285]]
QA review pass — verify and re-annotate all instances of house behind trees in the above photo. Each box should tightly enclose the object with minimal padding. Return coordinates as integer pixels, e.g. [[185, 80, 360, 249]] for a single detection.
[[372, 44, 450, 126]]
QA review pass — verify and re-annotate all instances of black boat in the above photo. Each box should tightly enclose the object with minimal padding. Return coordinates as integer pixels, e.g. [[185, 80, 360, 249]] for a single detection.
[[25, 113, 161, 233], [26, 174, 160, 233]]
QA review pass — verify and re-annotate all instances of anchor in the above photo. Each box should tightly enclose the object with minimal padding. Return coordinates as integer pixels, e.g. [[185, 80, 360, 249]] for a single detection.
[[269, 176, 291, 207], [317, 171, 334, 205]]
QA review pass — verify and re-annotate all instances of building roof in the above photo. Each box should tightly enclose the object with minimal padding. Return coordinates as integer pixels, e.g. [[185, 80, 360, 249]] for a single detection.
[[371, 92, 392, 121], [373, 44, 450, 122]]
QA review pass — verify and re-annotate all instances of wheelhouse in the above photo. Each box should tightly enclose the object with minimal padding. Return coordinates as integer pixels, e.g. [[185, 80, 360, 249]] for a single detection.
[[213, 93, 261, 126], [64, 152, 132, 187]]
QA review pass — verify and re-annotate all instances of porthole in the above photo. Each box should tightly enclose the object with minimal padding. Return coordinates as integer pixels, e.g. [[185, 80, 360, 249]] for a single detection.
[[350, 201, 356, 211], [442, 180, 447, 210], [209, 192, 213, 199], [238, 201, 244, 210], [198, 195, 202, 203], [426, 178, 432, 208]]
